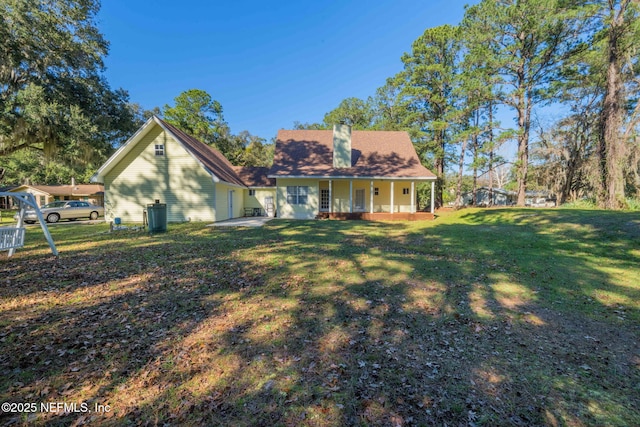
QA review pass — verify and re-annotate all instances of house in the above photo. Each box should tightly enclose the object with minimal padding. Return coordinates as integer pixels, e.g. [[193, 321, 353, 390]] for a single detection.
[[525, 191, 556, 207], [268, 125, 437, 219], [8, 182, 104, 208], [0, 186, 16, 209], [461, 187, 517, 207], [91, 116, 276, 223], [92, 118, 437, 223], [461, 187, 556, 207]]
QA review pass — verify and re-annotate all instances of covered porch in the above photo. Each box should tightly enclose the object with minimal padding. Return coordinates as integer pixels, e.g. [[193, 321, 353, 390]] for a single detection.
[[317, 178, 435, 221]]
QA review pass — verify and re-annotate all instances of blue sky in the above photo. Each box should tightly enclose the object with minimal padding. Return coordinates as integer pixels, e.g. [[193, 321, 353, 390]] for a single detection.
[[98, 0, 473, 142]]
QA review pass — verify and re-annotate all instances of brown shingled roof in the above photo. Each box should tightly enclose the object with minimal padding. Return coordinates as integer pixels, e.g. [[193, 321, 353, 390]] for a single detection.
[[269, 130, 436, 179], [157, 119, 246, 187], [233, 166, 276, 187]]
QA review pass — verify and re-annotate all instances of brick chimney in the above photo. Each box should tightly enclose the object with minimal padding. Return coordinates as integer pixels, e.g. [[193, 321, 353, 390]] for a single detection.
[[332, 124, 352, 169]]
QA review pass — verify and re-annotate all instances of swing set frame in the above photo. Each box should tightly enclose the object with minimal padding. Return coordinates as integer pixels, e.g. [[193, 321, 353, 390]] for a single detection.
[[0, 192, 58, 257]]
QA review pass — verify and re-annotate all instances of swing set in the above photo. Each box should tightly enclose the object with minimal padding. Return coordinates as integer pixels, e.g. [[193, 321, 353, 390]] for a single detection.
[[0, 192, 58, 257]]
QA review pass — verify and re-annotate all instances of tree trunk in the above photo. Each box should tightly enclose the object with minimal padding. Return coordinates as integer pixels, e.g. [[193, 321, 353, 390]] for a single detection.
[[471, 109, 480, 206], [434, 130, 446, 208], [560, 163, 572, 205], [434, 157, 444, 208], [488, 103, 495, 207], [516, 97, 530, 207], [515, 57, 530, 207], [560, 158, 576, 205], [598, 2, 627, 209], [560, 123, 580, 205], [472, 163, 478, 206], [455, 138, 468, 207]]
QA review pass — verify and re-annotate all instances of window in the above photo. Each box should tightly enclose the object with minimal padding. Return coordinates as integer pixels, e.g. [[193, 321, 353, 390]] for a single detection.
[[298, 186, 308, 204], [286, 186, 308, 205], [402, 188, 410, 195], [374, 187, 379, 196], [155, 144, 165, 156], [249, 189, 256, 196], [287, 187, 295, 204]]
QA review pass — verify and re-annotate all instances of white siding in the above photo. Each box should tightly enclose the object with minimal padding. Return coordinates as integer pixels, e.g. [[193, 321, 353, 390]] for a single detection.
[[104, 125, 217, 222], [276, 178, 319, 219]]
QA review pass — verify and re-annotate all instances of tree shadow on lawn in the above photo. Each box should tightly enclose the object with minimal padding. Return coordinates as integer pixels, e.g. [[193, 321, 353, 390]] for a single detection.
[[453, 209, 640, 316], [0, 211, 638, 426]]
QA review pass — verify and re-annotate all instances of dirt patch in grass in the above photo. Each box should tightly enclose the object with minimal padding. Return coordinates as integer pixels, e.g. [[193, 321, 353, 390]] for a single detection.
[[1, 209, 639, 426]]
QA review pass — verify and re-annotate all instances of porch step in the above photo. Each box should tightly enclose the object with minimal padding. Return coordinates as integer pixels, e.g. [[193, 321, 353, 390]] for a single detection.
[[315, 212, 435, 221]]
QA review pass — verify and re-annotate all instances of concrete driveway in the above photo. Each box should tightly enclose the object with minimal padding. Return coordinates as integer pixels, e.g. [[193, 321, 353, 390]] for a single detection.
[[208, 217, 273, 228]]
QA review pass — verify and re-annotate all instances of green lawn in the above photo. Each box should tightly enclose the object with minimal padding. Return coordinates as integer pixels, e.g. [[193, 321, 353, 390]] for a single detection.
[[0, 210, 17, 225], [1, 208, 639, 426]]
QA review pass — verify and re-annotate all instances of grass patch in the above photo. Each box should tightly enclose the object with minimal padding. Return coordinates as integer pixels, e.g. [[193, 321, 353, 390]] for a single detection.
[[1, 208, 639, 426], [0, 210, 17, 225]]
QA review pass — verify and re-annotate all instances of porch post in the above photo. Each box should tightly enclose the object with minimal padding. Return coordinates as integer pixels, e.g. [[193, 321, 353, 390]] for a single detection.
[[329, 180, 333, 213], [349, 180, 353, 213], [430, 180, 435, 214], [390, 181, 395, 214], [411, 181, 415, 213], [370, 180, 374, 214]]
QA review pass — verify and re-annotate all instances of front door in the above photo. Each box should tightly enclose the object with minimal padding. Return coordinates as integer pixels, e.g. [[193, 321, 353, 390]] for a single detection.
[[228, 190, 234, 219], [264, 196, 274, 217], [320, 189, 330, 212], [354, 189, 365, 212]]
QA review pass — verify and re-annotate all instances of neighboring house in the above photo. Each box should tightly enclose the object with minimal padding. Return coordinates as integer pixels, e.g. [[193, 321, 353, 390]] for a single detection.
[[91, 116, 276, 223], [461, 187, 517, 207], [461, 187, 556, 207], [0, 186, 17, 209], [525, 191, 556, 207], [8, 182, 104, 208], [268, 125, 437, 219]]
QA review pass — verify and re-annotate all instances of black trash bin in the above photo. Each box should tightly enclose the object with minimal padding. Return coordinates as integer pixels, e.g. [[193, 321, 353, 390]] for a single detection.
[[147, 201, 167, 233]]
